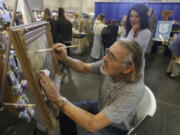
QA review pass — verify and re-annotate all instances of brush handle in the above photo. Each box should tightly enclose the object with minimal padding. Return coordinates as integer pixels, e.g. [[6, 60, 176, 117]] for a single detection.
[[63, 45, 79, 48], [28, 45, 79, 53], [4, 103, 36, 107], [36, 45, 79, 53], [36, 48, 53, 52]]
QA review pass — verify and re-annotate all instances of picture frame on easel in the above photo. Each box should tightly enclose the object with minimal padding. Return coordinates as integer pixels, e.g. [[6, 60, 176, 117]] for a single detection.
[[7, 21, 62, 134]]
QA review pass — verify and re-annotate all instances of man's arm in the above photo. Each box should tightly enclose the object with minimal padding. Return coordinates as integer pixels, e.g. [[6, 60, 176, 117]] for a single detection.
[[39, 72, 111, 133], [63, 57, 93, 74], [53, 43, 93, 74], [58, 98, 112, 133]]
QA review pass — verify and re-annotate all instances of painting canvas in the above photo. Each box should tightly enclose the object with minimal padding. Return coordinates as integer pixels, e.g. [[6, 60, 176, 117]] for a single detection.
[[7, 21, 61, 134]]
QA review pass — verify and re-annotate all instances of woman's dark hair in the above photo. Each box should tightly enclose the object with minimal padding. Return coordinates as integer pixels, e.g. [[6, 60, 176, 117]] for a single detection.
[[58, 7, 68, 24], [125, 3, 149, 37]]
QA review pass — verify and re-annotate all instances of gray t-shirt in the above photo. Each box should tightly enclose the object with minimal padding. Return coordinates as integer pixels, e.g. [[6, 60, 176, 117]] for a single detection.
[[92, 61, 145, 131]]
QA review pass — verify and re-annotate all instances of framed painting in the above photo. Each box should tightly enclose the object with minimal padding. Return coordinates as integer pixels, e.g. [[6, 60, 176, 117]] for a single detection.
[[7, 21, 62, 134]]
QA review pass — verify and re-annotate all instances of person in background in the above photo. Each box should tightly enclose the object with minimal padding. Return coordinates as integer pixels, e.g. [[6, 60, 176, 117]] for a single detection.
[[83, 15, 92, 33], [101, 19, 119, 51], [109, 20, 119, 43], [14, 13, 21, 25], [39, 38, 145, 135], [43, 8, 56, 43], [54, 7, 72, 71], [14, 12, 24, 26], [55, 7, 72, 56], [145, 8, 156, 59], [72, 13, 79, 31], [118, 16, 127, 38], [121, 3, 151, 77], [90, 14, 106, 62], [166, 34, 180, 79], [84, 15, 94, 46]]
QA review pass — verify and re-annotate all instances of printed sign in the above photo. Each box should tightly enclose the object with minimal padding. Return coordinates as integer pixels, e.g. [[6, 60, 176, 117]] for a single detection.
[[155, 21, 173, 41]]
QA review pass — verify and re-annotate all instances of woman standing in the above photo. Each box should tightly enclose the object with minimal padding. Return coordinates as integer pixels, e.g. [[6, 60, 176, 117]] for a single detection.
[[90, 14, 106, 62], [122, 4, 151, 77], [43, 8, 56, 43]]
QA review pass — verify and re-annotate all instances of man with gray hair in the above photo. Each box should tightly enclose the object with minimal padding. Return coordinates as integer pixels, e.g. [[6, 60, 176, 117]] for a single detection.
[[39, 39, 145, 135]]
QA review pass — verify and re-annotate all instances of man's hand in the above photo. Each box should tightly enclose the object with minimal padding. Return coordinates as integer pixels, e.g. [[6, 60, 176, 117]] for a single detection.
[[39, 73, 111, 133], [52, 43, 92, 74], [39, 72, 61, 104], [53, 43, 68, 62]]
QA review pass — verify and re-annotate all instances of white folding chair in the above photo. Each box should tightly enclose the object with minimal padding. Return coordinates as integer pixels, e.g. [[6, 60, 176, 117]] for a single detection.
[[127, 85, 157, 135]]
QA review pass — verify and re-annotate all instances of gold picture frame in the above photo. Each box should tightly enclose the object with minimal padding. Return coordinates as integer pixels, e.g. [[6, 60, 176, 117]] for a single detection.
[[7, 21, 61, 134]]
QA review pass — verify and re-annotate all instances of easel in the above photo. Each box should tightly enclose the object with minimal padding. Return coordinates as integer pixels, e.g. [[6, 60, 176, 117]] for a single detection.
[[0, 1, 56, 134]]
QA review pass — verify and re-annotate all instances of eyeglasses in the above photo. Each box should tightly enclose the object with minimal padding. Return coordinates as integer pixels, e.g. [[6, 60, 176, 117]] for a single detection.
[[105, 49, 129, 67], [106, 49, 117, 62]]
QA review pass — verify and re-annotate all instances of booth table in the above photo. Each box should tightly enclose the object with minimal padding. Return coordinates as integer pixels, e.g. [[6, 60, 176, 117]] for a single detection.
[[71, 37, 89, 55]]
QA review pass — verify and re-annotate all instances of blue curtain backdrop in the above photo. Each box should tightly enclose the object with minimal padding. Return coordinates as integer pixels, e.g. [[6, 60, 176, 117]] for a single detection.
[[95, 2, 180, 21]]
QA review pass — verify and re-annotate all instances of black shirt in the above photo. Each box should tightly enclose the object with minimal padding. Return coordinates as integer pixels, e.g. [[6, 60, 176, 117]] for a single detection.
[[55, 18, 72, 43]]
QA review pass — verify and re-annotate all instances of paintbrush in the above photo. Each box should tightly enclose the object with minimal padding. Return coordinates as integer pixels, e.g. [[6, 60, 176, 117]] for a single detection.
[[28, 45, 79, 53], [4, 103, 36, 107]]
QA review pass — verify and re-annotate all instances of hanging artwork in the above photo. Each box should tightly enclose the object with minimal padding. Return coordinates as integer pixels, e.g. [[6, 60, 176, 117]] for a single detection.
[[7, 21, 62, 134]]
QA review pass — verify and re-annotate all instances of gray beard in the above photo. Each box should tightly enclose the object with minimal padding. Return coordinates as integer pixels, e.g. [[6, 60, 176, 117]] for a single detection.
[[100, 66, 110, 76]]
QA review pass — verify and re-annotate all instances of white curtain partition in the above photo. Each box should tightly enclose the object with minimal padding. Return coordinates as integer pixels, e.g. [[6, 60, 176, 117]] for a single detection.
[[19, 0, 32, 24]]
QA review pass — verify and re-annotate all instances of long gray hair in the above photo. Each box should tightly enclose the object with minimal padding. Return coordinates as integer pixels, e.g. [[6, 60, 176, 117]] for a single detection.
[[117, 39, 143, 83]]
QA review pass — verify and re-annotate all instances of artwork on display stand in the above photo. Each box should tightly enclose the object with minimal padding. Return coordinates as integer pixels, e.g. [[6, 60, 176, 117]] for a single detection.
[[7, 21, 62, 134], [155, 21, 173, 42]]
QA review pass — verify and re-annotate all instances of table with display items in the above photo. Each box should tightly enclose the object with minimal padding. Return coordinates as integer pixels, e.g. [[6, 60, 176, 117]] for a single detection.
[[71, 34, 89, 54]]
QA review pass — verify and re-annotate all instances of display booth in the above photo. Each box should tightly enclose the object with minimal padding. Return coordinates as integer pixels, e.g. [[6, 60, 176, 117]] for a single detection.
[[95, 2, 180, 21]]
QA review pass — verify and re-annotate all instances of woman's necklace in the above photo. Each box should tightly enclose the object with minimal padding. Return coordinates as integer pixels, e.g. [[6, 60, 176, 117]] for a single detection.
[[134, 29, 141, 40]]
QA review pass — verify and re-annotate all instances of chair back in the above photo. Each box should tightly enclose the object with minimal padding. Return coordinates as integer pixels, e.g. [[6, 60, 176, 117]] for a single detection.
[[127, 85, 157, 135]]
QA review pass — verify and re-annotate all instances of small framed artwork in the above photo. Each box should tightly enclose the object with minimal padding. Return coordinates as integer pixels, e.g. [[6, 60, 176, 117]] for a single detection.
[[155, 21, 173, 41], [7, 21, 62, 134]]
